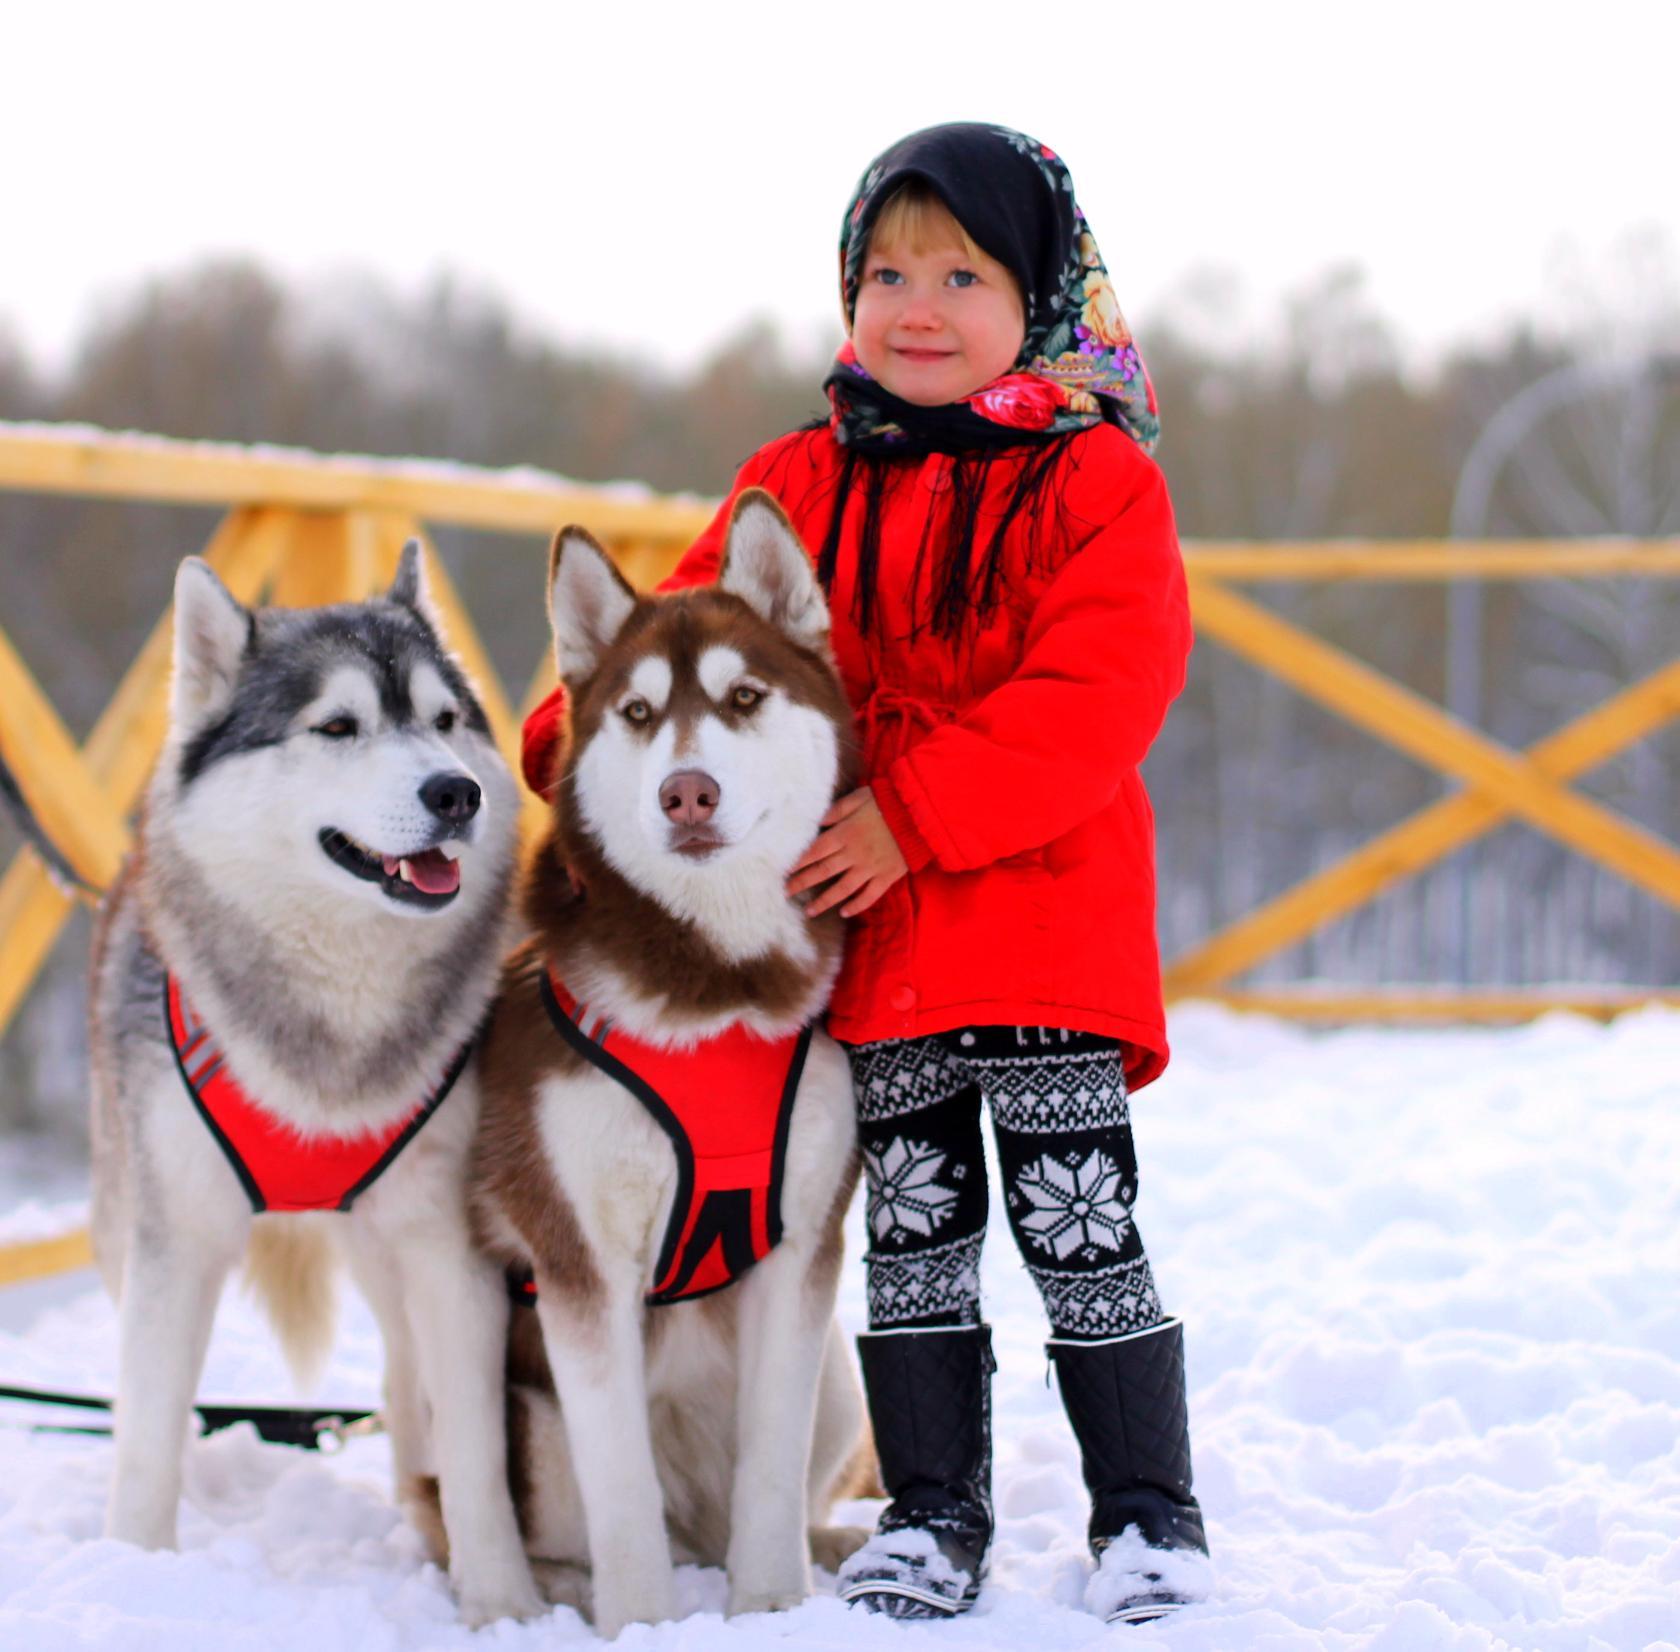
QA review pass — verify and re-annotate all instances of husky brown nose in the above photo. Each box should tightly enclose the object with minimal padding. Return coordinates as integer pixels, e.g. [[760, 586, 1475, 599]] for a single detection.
[[660, 769, 720, 825], [420, 771, 481, 824]]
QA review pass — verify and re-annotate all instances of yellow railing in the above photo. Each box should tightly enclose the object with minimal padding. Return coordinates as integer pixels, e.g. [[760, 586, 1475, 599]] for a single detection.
[[6, 422, 1680, 1051]]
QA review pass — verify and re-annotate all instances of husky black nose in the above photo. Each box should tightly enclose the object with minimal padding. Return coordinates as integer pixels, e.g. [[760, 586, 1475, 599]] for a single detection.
[[660, 769, 720, 825], [420, 771, 481, 824]]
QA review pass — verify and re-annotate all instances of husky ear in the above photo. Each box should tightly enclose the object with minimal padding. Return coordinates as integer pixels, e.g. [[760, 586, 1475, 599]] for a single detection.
[[718, 490, 829, 648], [171, 557, 252, 726], [548, 526, 638, 683], [387, 539, 439, 622]]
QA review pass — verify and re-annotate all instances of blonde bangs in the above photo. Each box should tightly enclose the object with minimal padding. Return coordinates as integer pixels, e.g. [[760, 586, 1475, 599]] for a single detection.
[[868, 184, 984, 262]]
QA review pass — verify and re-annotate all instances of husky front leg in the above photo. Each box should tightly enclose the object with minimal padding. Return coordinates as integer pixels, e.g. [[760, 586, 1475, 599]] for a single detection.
[[725, 1245, 833, 1615], [400, 1238, 544, 1626], [105, 1213, 244, 1547], [535, 1277, 674, 1636]]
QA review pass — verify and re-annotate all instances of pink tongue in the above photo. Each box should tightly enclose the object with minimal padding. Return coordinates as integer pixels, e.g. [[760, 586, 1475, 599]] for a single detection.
[[406, 849, 461, 896]]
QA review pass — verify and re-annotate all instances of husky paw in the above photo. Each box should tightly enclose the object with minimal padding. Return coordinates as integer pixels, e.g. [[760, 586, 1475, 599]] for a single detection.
[[591, 1582, 676, 1639], [104, 1509, 179, 1551], [727, 1582, 808, 1617], [530, 1559, 591, 1613], [454, 1572, 547, 1628]]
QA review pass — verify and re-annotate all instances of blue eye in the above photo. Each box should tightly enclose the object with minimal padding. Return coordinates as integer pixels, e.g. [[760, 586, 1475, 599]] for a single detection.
[[948, 270, 979, 288], [874, 268, 903, 286]]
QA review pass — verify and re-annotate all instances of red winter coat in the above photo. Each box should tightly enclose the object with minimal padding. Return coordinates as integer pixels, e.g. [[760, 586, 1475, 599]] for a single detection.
[[523, 423, 1191, 1088]]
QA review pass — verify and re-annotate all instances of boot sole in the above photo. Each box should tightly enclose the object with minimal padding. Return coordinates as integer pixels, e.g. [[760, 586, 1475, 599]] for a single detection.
[[1107, 1598, 1191, 1625], [840, 1579, 980, 1618]]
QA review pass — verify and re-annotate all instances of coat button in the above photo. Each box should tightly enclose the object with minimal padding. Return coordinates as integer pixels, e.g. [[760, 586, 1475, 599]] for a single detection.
[[890, 985, 916, 1012]]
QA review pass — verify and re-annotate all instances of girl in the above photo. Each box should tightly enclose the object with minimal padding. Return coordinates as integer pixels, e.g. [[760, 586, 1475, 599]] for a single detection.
[[521, 122, 1207, 1626]]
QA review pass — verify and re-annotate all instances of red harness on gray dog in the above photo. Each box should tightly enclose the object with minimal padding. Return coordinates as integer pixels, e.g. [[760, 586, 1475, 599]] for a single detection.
[[532, 966, 812, 1306], [165, 975, 471, 1214]]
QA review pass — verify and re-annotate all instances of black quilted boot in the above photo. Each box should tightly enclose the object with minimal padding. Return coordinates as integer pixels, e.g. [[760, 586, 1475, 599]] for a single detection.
[[1047, 1318, 1212, 1625], [838, 1325, 995, 1618]]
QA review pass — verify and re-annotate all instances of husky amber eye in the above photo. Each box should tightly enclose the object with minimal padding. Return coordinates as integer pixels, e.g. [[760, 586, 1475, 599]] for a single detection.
[[730, 685, 764, 711], [314, 716, 358, 740], [622, 698, 652, 725], [434, 709, 456, 734]]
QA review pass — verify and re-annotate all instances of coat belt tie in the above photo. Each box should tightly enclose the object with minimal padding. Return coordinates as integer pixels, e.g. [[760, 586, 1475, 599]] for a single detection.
[[856, 686, 957, 771]]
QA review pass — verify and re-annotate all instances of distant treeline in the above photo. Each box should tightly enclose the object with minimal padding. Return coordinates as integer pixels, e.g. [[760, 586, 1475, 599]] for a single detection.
[[2, 257, 1678, 1135]]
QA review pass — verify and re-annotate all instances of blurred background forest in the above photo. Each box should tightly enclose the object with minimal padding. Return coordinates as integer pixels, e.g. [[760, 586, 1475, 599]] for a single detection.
[[3, 244, 1680, 1136]]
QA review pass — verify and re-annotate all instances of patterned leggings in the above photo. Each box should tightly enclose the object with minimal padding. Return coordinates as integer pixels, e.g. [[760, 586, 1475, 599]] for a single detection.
[[843, 1026, 1166, 1341]]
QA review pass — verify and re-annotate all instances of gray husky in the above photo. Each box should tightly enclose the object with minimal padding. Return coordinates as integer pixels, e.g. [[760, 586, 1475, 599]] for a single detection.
[[88, 548, 541, 1625]]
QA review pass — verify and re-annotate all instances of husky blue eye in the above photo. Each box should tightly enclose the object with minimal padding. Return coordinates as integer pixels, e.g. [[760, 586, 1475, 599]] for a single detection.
[[623, 699, 652, 725], [315, 716, 358, 739], [435, 709, 456, 734], [731, 685, 764, 711]]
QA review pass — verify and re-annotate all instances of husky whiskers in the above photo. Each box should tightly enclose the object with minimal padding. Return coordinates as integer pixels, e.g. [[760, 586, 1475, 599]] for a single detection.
[[89, 547, 541, 1625], [468, 491, 870, 1636]]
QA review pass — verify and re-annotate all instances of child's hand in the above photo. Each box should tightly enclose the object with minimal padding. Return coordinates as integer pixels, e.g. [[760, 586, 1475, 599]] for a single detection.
[[787, 787, 909, 918]]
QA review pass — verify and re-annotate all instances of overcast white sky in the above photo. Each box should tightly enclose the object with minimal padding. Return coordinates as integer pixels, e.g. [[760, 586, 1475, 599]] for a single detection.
[[4, 1, 1674, 379]]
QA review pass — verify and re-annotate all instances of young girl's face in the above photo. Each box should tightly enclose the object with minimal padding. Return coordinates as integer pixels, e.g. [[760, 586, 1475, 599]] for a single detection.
[[851, 206, 1026, 407]]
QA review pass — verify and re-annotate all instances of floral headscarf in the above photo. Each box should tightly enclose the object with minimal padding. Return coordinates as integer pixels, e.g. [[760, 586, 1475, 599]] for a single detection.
[[825, 123, 1160, 456]]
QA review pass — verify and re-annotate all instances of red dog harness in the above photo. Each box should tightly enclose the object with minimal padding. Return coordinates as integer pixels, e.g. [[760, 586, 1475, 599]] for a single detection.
[[533, 965, 812, 1306], [165, 976, 471, 1214]]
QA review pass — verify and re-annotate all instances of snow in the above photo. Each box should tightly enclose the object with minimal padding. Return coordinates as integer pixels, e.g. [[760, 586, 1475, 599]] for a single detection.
[[2, 1003, 1677, 1650]]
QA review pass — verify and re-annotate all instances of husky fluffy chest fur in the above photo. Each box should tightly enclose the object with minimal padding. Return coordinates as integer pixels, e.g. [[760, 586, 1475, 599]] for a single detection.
[[89, 548, 541, 1626], [470, 492, 869, 1635]]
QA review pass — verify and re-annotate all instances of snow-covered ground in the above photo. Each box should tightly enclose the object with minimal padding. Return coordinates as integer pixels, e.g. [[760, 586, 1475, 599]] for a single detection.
[[1, 1003, 1676, 1651]]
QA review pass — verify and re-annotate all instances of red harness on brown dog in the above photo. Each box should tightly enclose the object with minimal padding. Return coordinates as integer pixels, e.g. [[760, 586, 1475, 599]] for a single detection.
[[165, 975, 471, 1213], [535, 966, 812, 1305]]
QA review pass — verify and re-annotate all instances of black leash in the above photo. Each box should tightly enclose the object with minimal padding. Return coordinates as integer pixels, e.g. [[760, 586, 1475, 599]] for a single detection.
[[0, 747, 104, 898], [0, 1381, 380, 1452]]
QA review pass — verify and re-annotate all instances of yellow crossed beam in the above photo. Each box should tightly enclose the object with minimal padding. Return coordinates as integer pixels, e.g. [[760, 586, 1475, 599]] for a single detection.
[[1169, 577, 1680, 995]]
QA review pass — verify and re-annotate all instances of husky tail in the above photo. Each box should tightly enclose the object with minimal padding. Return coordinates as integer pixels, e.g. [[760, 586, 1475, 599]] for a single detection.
[[243, 1218, 340, 1392]]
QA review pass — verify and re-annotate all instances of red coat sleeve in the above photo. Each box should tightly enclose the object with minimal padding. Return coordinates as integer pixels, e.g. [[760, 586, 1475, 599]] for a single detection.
[[877, 457, 1191, 871], [518, 442, 786, 797]]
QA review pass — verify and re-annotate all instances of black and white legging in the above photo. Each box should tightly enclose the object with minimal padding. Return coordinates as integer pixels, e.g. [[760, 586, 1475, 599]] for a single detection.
[[842, 1026, 1166, 1341]]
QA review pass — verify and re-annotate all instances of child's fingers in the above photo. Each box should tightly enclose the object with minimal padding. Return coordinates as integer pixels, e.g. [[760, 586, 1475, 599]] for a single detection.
[[787, 856, 846, 896], [819, 789, 871, 829], [839, 877, 888, 918], [787, 836, 860, 894], [789, 827, 846, 875], [804, 868, 869, 918]]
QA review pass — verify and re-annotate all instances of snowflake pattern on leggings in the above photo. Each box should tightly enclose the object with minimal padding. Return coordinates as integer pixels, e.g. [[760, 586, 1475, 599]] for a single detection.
[[1013, 1149, 1133, 1262], [865, 1136, 962, 1243], [847, 1026, 1166, 1338]]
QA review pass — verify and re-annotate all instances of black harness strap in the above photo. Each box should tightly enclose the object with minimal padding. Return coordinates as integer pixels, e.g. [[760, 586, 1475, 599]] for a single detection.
[[539, 971, 699, 1302], [0, 747, 103, 898]]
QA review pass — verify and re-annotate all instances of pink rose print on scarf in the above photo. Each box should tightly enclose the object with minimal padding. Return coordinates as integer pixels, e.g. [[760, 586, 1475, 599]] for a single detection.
[[961, 374, 1068, 430]]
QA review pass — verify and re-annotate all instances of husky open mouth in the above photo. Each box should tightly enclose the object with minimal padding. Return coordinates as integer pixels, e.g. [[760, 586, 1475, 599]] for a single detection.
[[318, 828, 462, 910]]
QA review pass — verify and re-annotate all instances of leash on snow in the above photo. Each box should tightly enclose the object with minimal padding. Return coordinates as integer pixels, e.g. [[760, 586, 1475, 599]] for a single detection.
[[0, 747, 105, 900], [0, 1382, 382, 1453]]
